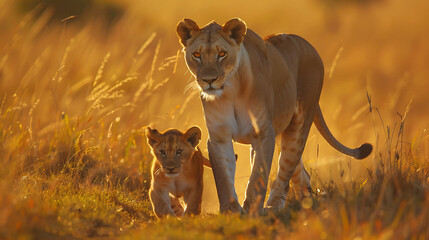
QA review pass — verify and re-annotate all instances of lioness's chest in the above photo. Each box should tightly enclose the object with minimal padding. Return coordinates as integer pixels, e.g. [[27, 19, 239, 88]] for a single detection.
[[203, 98, 261, 144], [204, 94, 296, 143], [231, 102, 256, 144]]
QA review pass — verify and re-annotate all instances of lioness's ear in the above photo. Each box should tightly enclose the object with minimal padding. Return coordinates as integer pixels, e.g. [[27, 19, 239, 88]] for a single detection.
[[176, 19, 200, 46], [222, 18, 247, 45], [145, 127, 162, 147], [184, 126, 202, 148]]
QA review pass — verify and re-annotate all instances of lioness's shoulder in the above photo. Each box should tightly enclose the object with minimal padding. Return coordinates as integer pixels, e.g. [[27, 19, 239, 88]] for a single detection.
[[243, 29, 267, 56]]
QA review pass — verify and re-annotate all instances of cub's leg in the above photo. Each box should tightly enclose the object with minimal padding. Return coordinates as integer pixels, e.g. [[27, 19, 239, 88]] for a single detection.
[[149, 188, 175, 219], [266, 108, 312, 209], [170, 196, 184, 217], [183, 182, 203, 216]]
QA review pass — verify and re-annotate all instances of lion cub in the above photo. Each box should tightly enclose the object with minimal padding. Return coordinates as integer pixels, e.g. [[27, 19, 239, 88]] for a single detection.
[[146, 126, 211, 219]]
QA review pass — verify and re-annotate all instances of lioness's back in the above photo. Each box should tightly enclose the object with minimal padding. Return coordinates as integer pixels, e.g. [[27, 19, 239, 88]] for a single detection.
[[264, 33, 325, 106]]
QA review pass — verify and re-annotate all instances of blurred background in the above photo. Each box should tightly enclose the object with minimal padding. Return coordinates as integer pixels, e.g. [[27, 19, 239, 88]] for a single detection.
[[1, 0, 428, 213]]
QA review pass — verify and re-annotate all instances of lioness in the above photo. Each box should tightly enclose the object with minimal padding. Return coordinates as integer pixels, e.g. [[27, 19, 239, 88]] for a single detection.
[[176, 18, 372, 213], [146, 126, 211, 219]]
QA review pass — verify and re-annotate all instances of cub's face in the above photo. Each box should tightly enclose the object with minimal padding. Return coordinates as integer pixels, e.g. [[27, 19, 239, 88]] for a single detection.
[[176, 18, 247, 99], [146, 126, 202, 177]]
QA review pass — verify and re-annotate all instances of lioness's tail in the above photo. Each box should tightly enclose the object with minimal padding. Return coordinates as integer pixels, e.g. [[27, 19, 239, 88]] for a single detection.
[[313, 105, 372, 159]]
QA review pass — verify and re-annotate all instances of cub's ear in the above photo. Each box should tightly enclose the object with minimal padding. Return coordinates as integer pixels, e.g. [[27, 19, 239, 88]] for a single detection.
[[222, 18, 247, 45], [184, 126, 202, 148], [145, 127, 162, 147], [176, 19, 200, 47]]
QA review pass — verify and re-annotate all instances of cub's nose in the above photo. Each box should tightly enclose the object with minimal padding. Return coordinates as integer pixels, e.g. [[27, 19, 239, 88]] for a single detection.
[[165, 167, 175, 171], [201, 77, 218, 85]]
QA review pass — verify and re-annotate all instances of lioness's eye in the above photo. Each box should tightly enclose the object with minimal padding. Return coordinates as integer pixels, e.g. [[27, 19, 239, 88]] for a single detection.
[[193, 52, 201, 58], [218, 51, 227, 58], [176, 149, 183, 155], [159, 150, 166, 156]]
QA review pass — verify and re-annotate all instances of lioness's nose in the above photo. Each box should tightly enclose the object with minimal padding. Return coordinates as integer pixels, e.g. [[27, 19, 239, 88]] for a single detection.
[[165, 167, 175, 171], [201, 77, 218, 85]]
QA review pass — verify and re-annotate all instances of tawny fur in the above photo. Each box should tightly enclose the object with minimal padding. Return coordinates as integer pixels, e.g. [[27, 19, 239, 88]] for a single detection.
[[146, 126, 210, 219], [176, 18, 372, 214]]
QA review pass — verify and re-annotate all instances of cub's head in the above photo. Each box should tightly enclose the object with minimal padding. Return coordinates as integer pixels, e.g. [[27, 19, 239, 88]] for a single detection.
[[145, 126, 202, 177], [176, 18, 247, 100]]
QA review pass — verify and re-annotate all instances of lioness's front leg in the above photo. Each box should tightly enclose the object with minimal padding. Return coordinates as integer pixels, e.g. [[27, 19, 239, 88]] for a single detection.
[[207, 139, 242, 213], [242, 125, 276, 214], [149, 188, 175, 219]]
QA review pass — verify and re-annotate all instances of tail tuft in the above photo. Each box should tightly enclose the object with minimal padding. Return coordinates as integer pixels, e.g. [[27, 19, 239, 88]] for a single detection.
[[314, 105, 373, 160], [354, 143, 373, 159]]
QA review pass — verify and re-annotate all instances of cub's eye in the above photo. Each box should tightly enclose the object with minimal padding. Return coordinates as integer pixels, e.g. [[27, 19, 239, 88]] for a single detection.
[[159, 150, 166, 156], [176, 149, 183, 155], [192, 52, 201, 58], [218, 51, 227, 58]]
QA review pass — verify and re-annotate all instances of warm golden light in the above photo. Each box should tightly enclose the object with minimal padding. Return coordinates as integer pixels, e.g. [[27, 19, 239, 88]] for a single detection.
[[0, 0, 428, 238]]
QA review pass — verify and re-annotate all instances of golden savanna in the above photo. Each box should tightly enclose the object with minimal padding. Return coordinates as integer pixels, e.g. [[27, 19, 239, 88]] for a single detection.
[[0, 0, 427, 239]]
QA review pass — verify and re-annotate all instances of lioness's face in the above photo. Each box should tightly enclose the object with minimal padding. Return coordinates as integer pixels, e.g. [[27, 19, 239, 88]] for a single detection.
[[184, 34, 240, 98], [146, 127, 202, 177], [176, 18, 247, 99]]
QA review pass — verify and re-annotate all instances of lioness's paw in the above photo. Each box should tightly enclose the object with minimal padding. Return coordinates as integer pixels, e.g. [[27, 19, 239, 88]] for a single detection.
[[220, 200, 243, 214], [263, 206, 283, 215]]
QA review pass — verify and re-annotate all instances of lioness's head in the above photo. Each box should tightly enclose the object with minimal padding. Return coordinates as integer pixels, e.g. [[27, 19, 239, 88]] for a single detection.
[[176, 18, 247, 99], [145, 126, 202, 177]]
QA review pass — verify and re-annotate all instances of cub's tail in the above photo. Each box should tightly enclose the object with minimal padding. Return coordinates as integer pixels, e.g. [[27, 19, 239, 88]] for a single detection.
[[313, 105, 372, 159], [202, 158, 212, 168], [195, 147, 238, 168], [196, 147, 212, 167]]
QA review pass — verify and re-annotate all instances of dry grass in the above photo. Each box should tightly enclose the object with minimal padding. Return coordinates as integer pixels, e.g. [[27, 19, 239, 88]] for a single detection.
[[0, 0, 428, 239]]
